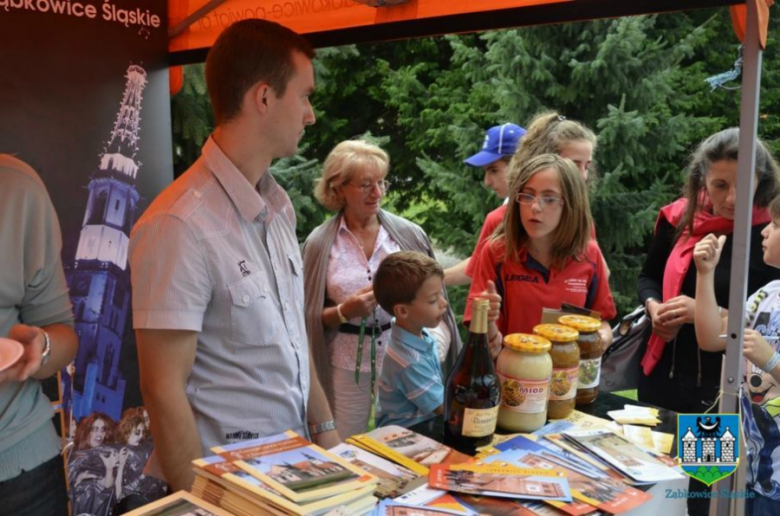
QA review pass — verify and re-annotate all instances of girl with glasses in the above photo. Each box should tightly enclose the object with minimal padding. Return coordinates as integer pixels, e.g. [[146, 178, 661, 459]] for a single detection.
[[465, 154, 616, 351]]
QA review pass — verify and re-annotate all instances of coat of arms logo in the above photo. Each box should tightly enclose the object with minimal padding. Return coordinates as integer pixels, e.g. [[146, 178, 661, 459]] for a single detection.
[[677, 413, 740, 486]]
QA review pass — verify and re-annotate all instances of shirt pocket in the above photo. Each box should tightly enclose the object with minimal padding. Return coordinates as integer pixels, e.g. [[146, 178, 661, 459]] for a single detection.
[[288, 252, 305, 301], [227, 274, 279, 345]]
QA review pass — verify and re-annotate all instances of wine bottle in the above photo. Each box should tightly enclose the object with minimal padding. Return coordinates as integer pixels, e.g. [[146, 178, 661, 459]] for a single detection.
[[443, 298, 501, 454]]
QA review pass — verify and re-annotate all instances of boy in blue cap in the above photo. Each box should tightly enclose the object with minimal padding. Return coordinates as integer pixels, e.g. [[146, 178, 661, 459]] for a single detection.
[[444, 123, 525, 286]]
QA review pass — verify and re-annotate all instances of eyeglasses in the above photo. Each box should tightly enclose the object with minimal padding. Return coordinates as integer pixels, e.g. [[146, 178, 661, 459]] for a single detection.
[[516, 192, 564, 209], [348, 179, 391, 194]]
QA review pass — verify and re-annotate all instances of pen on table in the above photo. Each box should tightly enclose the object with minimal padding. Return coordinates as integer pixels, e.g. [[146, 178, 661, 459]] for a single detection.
[[719, 334, 780, 340]]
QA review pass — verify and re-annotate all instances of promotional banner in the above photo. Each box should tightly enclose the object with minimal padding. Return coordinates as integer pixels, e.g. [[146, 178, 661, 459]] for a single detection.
[[1, 2, 172, 513]]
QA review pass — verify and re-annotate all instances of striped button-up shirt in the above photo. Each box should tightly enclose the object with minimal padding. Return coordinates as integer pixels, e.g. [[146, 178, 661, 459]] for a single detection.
[[130, 137, 309, 453]]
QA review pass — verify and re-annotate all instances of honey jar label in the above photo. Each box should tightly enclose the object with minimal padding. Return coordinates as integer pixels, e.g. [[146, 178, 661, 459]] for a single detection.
[[578, 358, 601, 389], [497, 372, 550, 414], [549, 366, 578, 400], [462, 405, 499, 437]]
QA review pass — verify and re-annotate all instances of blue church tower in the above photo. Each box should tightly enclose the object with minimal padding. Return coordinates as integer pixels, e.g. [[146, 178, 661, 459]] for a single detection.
[[66, 65, 147, 422]]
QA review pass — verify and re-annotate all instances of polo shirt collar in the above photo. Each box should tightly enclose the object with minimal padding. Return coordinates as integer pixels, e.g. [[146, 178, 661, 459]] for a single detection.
[[391, 321, 434, 353], [202, 136, 268, 223]]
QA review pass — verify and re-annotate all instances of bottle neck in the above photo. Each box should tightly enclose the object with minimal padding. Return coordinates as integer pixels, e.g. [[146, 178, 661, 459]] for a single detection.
[[469, 302, 489, 335]]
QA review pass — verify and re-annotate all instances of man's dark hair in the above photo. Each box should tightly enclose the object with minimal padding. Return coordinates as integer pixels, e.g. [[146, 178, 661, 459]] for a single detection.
[[205, 19, 315, 125], [374, 251, 443, 315]]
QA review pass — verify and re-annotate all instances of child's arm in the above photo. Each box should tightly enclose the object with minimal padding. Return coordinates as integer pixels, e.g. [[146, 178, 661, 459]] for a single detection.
[[744, 329, 780, 384], [693, 234, 728, 352]]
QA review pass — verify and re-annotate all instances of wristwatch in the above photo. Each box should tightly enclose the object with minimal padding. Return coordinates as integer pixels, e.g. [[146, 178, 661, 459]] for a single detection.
[[336, 304, 349, 324], [309, 420, 337, 436], [40, 329, 52, 366]]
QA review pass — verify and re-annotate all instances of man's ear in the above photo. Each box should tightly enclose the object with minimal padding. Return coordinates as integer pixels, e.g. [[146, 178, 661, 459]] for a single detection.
[[252, 83, 270, 113]]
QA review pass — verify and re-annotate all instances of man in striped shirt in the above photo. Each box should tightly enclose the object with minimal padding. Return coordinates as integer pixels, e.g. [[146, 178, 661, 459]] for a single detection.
[[129, 20, 337, 492]]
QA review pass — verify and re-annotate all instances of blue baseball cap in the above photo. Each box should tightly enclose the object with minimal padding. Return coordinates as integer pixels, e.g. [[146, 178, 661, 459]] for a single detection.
[[464, 123, 526, 167]]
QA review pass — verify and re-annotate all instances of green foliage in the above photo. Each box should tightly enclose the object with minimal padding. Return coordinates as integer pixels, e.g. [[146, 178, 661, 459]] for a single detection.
[[690, 465, 732, 486], [169, 7, 780, 322]]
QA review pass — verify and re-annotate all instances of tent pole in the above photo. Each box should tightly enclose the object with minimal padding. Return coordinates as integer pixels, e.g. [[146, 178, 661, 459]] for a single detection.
[[712, 1, 763, 515]]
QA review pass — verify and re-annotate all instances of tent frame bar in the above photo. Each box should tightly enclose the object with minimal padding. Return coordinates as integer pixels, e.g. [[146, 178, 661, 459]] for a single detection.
[[713, 1, 762, 515]]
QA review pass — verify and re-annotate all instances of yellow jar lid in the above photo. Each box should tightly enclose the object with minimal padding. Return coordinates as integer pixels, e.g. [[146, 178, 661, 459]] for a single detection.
[[558, 315, 601, 333], [533, 323, 579, 342], [504, 333, 552, 353]]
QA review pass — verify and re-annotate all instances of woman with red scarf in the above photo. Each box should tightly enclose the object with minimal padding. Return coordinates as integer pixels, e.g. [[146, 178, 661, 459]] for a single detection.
[[637, 128, 780, 514]]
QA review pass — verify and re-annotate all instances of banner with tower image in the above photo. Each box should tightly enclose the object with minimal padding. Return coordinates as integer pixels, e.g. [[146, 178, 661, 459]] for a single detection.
[[0, 2, 172, 514], [677, 413, 740, 486]]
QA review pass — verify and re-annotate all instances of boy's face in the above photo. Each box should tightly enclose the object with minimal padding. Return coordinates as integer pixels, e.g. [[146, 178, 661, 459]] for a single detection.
[[761, 218, 780, 267], [398, 275, 448, 331]]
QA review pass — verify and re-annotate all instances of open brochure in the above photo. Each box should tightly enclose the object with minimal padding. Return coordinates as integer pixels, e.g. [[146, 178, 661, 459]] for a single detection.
[[483, 447, 651, 515], [562, 429, 684, 483], [428, 463, 572, 502], [211, 430, 377, 503], [329, 443, 426, 499], [347, 425, 472, 475]]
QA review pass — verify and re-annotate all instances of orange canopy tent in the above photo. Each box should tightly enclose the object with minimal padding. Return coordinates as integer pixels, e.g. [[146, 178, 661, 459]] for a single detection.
[[166, 2, 771, 514], [168, 0, 761, 63]]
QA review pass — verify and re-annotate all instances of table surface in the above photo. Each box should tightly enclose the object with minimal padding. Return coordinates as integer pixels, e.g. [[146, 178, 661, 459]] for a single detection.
[[409, 391, 679, 455]]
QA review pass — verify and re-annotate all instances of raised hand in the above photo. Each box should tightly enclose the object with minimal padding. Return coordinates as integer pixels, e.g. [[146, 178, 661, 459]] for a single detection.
[[693, 234, 727, 275], [480, 280, 502, 323]]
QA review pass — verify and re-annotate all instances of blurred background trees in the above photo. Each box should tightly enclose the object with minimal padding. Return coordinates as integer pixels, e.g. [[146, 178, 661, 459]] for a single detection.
[[170, 7, 780, 324]]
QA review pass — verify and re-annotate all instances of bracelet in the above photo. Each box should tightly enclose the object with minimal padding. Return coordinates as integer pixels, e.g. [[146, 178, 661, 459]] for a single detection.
[[762, 352, 780, 373], [40, 329, 52, 366], [309, 419, 337, 436], [336, 304, 349, 324]]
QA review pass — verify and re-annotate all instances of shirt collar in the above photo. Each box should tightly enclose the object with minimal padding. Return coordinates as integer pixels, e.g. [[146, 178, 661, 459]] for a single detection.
[[391, 320, 435, 353], [202, 136, 274, 223]]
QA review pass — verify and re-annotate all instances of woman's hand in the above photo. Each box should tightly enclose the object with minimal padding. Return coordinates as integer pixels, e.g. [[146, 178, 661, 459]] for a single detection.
[[693, 234, 727, 275], [341, 285, 377, 319], [647, 296, 694, 343], [743, 329, 774, 369], [656, 295, 696, 326]]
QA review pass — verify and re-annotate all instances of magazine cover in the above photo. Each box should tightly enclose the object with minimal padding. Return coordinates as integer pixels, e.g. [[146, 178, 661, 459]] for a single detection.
[[562, 430, 684, 483], [329, 443, 424, 499], [212, 430, 376, 502], [456, 495, 545, 516], [123, 490, 232, 516], [347, 425, 472, 475], [428, 464, 571, 502], [484, 448, 651, 515]]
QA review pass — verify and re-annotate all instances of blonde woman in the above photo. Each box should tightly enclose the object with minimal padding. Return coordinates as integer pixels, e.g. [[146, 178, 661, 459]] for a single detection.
[[303, 140, 461, 439]]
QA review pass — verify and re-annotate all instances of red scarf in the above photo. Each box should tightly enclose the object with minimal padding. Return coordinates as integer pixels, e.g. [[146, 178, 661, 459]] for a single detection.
[[641, 197, 772, 375]]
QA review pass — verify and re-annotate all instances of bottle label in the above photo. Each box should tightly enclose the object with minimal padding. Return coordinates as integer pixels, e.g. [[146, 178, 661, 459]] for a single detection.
[[578, 358, 601, 389], [462, 405, 499, 438], [549, 366, 579, 400], [498, 372, 550, 414]]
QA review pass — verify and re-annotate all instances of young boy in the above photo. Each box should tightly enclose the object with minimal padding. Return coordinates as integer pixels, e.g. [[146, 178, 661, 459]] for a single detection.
[[693, 196, 780, 512], [373, 251, 450, 428]]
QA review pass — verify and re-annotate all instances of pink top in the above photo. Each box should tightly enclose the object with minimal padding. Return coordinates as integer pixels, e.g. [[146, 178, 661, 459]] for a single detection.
[[326, 217, 400, 372]]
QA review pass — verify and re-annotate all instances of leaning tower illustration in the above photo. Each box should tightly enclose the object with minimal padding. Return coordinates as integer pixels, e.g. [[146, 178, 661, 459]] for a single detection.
[[66, 65, 147, 422], [721, 427, 736, 463], [682, 427, 698, 463]]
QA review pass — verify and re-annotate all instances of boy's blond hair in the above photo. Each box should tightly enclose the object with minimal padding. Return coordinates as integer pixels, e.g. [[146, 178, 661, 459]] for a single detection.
[[374, 251, 443, 315]]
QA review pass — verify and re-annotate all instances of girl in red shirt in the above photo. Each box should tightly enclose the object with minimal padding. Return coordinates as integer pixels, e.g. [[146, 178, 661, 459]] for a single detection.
[[466, 153, 616, 351]]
